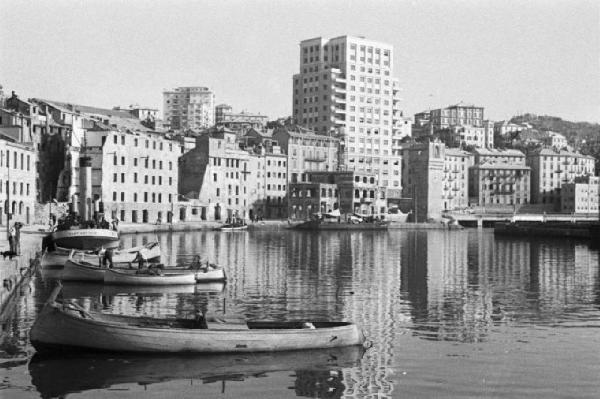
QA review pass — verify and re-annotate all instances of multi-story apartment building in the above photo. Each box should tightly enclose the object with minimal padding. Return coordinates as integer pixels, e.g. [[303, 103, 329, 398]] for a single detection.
[[251, 146, 288, 219], [429, 103, 484, 129], [527, 148, 595, 211], [272, 125, 339, 183], [560, 175, 599, 214], [292, 35, 411, 198], [78, 128, 181, 224], [0, 139, 36, 225], [179, 127, 288, 221], [288, 170, 386, 220], [415, 103, 492, 149], [443, 148, 472, 211], [469, 148, 530, 207], [215, 104, 268, 134], [179, 128, 251, 221], [469, 161, 531, 207], [543, 132, 568, 150], [163, 87, 215, 131], [438, 125, 489, 148]]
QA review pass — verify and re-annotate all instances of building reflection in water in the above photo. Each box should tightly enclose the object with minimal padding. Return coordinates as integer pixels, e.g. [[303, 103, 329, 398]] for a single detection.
[[3, 229, 599, 399]]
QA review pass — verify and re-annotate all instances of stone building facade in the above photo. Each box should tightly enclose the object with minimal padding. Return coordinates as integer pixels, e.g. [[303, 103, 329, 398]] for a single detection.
[[527, 148, 595, 211], [288, 170, 386, 220]]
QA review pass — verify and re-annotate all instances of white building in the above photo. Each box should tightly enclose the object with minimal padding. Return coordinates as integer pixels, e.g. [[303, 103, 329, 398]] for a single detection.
[[75, 128, 182, 224], [560, 175, 599, 214], [163, 87, 215, 131], [292, 35, 411, 198], [0, 139, 36, 225]]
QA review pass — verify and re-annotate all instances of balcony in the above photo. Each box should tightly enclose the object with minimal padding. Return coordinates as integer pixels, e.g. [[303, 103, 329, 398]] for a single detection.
[[304, 156, 327, 162], [333, 95, 346, 104], [333, 85, 346, 94]]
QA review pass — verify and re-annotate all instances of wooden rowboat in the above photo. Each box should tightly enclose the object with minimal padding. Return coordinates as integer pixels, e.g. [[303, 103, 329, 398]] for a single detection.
[[62, 259, 106, 282], [103, 268, 197, 286], [29, 346, 364, 397], [30, 284, 366, 353], [41, 242, 161, 269], [216, 223, 248, 232]]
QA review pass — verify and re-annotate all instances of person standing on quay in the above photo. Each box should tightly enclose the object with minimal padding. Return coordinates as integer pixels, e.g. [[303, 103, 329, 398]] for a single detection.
[[7, 224, 16, 253], [14, 222, 22, 255]]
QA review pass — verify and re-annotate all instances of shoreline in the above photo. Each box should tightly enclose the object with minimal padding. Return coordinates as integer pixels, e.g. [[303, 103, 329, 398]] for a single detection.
[[22, 220, 466, 235]]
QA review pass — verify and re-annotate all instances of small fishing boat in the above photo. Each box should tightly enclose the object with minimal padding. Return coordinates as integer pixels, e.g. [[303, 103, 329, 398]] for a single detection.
[[50, 228, 119, 250], [62, 258, 106, 282], [293, 218, 390, 231], [103, 268, 197, 286], [189, 264, 227, 283], [215, 221, 248, 231], [31, 284, 366, 353], [41, 242, 161, 269], [29, 346, 364, 397]]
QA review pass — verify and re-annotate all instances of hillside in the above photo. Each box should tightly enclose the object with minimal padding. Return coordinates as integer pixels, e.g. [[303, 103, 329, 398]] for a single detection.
[[509, 113, 600, 146]]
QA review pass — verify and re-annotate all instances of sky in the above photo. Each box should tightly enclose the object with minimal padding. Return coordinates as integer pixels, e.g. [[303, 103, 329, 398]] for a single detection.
[[1, 0, 598, 123]]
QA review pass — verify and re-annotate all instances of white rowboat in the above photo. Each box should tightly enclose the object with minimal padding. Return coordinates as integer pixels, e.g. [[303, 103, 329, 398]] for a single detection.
[[104, 269, 197, 286], [41, 242, 161, 269], [30, 285, 366, 353]]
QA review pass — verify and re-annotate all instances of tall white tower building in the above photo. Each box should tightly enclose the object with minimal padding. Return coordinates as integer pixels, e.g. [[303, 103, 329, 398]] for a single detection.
[[163, 86, 215, 131], [292, 36, 411, 195]]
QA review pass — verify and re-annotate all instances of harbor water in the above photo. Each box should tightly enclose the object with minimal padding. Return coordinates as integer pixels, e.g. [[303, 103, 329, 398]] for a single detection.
[[1, 229, 599, 398]]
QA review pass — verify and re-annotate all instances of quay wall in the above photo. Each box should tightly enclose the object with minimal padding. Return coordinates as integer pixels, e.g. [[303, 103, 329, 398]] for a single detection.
[[0, 234, 41, 317]]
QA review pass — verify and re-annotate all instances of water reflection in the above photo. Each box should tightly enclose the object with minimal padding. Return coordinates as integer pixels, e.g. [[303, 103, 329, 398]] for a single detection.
[[29, 346, 364, 398], [1, 229, 599, 398]]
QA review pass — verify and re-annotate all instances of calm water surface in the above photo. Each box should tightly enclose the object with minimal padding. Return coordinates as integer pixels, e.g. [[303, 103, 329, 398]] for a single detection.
[[1, 229, 599, 398]]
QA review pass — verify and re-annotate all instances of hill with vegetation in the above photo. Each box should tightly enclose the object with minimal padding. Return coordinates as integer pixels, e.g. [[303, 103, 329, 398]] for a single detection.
[[509, 113, 600, 146]]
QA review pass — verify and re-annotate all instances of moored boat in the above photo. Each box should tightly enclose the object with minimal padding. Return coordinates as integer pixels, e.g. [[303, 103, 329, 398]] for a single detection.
[[103, 268, 197, 286], [30, 284, 366, 353], [62, 258, 106, 282], [41, 242, 161, 269], [190, 265, 226, 282], [50, 228, 120, 250], [215, 221, 248, 231], [294, 219, 389, 231]]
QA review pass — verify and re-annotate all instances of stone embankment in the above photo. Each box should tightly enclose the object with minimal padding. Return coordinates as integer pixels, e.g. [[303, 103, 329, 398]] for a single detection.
[[0, 233, 42, 317]]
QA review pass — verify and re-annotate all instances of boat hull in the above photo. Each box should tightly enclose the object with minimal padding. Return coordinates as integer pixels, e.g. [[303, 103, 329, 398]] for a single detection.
[[104, 269, 197, 285], [42, 243, 161, 269], [193, 267, 226, 282], [31, 304, 365, 353], [51, 229, 120, 250], [294, 220, 389, 231], [62, 259, 106, 282]]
